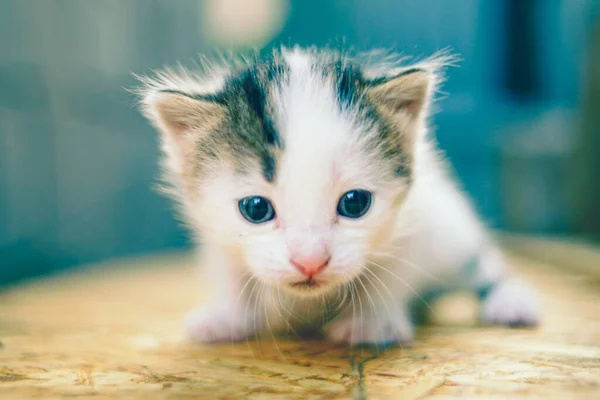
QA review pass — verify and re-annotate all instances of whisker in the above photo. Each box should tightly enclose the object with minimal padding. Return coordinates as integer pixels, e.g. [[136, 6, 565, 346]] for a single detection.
[[362, 268, 398, 340], [274, 287, 294, 318], [356, 274, 378, 321], [368, 250, 442, 283], [353, 280, 365, 351], [334, 281, 350, 313], [252, 282, 265, 359], [274, 288, 298, 336], [264, 287, 287, 361], [367, 260, 436, 315], [349, 281, 356, 347], [333, 269, 368, 322], [231, 271, 253, 351], [244, 279, 261, 356], [355, 274, 380, 351], [358, 271, 393, 355], [363, 268, 395, 304]]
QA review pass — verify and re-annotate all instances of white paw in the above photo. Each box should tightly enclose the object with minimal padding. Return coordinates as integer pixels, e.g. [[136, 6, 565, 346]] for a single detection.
[[481, 280, 541, 327], [184, 305, 256, 343], [325, 311, 414, 345]]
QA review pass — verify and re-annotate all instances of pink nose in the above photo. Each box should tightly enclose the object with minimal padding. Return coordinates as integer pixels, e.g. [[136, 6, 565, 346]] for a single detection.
[[290, 256, 330, 277]]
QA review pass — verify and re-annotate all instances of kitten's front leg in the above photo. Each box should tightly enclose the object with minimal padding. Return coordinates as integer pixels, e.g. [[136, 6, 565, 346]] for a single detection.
[[185, 248, 259, 343], [325, 274, 414, 346], [471, 246, 541, 327]]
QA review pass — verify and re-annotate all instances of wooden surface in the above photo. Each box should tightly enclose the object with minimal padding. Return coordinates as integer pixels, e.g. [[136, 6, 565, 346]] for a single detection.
[[1, 243, 599, 399]]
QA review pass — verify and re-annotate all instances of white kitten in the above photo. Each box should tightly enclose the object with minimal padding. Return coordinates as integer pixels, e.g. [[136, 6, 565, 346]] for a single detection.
[[138, 47, 541, 345]]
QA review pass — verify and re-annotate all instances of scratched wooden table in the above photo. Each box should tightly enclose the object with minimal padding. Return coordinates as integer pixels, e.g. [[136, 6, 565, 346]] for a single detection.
[[1, 237, 599, 399]]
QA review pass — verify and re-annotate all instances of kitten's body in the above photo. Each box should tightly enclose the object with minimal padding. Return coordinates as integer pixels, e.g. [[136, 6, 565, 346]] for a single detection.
[[139, 47, 540, 345]]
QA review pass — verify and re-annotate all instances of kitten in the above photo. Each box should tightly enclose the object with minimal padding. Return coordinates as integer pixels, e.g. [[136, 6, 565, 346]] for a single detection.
[[137, 47, 541, 345]]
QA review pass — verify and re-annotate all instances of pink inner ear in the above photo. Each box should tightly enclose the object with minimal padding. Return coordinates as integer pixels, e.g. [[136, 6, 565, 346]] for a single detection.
[[168, 120, 189, 135]]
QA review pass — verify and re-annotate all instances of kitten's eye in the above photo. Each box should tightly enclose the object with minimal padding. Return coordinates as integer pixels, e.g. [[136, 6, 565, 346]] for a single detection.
[[238, 196, 276, 224], [337, 190, 372, 219]]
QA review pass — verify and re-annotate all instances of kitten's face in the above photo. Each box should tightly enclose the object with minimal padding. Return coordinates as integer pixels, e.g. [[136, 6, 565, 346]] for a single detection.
[[141, 48, 434, 297], [199, 135, 408, 297]]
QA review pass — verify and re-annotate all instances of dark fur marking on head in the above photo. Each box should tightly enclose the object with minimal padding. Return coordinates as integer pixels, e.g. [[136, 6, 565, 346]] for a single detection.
[[235, 60, 288, 183], [165, 60, 287, 184], [239, 68, 282, 148], [396, 164, 411, 177], [333, 61, 364, 110], [307, 57, 415, 181], [213, 60, 288, 184], [261, 154, 276, 183], [358, 97, 414, 179]]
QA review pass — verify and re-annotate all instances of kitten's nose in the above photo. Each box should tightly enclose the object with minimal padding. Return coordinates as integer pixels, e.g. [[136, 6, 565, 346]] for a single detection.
[[286, 224, 330, 277], [290, 255, 330, 277]]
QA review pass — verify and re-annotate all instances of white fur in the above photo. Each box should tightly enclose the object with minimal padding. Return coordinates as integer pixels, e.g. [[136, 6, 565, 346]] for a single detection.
[[139, 48, 541, 345], [481, 280, 541, 326]]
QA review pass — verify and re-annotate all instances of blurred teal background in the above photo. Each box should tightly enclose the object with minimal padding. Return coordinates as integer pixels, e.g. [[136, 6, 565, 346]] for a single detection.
[[1, 0, 599, 284]]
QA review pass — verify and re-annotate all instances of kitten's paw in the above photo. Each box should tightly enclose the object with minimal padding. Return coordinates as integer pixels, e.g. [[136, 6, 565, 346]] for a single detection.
[[184, 305, 255, 343], [325, 311, 414, 346], [481, 280, 541, 327]]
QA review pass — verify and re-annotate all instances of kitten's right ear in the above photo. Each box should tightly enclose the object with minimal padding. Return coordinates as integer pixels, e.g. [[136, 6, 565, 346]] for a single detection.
[[142, 91, 225, 141]]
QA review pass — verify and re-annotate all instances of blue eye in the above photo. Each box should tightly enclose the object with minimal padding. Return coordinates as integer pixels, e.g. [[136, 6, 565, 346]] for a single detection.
[[238, 196, 276, 224], [337, 190, 372, 219]]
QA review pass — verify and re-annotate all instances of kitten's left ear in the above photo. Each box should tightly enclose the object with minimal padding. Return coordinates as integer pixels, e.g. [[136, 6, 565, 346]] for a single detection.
[[367, 68, 434, 122]]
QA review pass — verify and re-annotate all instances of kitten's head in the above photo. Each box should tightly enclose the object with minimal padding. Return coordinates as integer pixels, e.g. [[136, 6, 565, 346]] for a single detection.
[[138, 47, 447, 297]]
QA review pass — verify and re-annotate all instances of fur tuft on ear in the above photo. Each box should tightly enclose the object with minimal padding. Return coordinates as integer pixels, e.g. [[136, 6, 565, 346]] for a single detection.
[[142, 91, 225, 139], [134, 65, 231, 141], [135, 69, 229, 182], [367, 69, 433, 120], [363, 50, 457, 122]]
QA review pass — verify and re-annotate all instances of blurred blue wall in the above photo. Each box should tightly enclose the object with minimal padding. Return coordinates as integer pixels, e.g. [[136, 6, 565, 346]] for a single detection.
[[1, 0, 598, 283]]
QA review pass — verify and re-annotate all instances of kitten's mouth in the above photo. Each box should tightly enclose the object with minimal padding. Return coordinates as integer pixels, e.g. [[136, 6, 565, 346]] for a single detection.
[[290, 278, 321, 290]]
